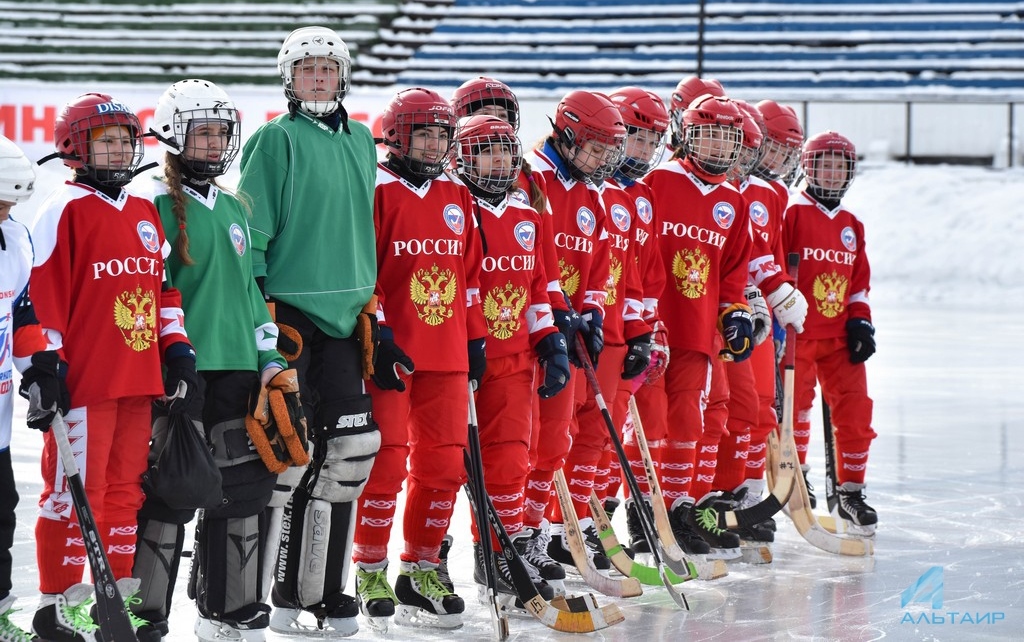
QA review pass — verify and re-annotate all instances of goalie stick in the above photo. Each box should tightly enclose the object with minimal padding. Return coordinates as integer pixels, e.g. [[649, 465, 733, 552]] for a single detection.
[[465, 383, 509, 641], [572, 337, 689, 609], [51, 411, 137, 641], [627, 397, 728, 581], [462, 456, 625, 632]]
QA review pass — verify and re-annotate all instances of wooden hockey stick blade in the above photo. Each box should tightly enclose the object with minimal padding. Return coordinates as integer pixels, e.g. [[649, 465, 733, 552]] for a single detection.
[[51, 412, 136, 641], [552, 470, 643, 598], [462, 455, 623, 633], [628, 399, 728, 581]]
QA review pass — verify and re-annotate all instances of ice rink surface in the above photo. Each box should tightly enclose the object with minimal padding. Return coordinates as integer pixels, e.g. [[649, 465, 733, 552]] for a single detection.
[[4, 164, 1022, 640]]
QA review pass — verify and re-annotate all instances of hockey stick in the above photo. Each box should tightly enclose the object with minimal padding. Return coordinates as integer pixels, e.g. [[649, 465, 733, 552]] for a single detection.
[[464, 383, 510, 641], [572, 337, 688, 609], [822, 401, 839, 515], [51, 411, 137, 640], [627, 397, 729, 581], [462, 455, 624, 632]]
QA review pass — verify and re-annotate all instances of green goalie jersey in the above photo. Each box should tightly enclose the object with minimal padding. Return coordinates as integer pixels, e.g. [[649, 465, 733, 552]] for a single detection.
[[237, 110, 378, 339]]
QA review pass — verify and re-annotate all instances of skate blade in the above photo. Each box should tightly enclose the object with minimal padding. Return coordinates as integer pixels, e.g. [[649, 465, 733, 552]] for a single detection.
[[705, 546, 743, 561], [545, 578, 566, 597], [365, 615, 391, 635], [738, 543, 773, 564], [394, 605, 464, 630]]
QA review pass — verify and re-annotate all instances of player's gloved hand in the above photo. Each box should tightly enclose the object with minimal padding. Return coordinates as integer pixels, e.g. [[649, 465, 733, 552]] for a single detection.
[[275, 323, 303, 361], [468, 338, 487, 390], [718, 304, 754, 363], [745, 284, 772, 346], [553, 295, 583, 367], [766, 282, 808, 333], [535, 332, 571, 399], [846, 318, 876, 364], [265, 368, 310, 464], [19, 351, 70, 432], [371, 326, 415, 392], [162, 343, 200, 415], [356, 296, 380, 380], [641, 320, 670, 385], [579, 309, 604, 367], [772, 316, 786, 364], [622, 333, 652, 380]]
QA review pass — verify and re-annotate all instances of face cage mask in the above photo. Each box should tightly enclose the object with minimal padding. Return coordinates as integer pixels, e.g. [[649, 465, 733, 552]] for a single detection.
[[685, 123, 743, 177], [396, 124, 456, 180], [617, 126, 667, 181], [566, 136, 625, 184], [804, 150, 856, 201], [285, 58, 350, 117], [178, 112, 241, 179], [70, 118, 144, 188], [459, 137, 522, 196], [727, 144, 764, 182], [753, 138, 801, 182]]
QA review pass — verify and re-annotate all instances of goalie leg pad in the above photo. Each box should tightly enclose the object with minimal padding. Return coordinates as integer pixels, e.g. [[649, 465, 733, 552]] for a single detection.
[[271, 487, 357, 613], [132, 517, 185, 621], [194, 513, 266, 619], [308, 394, 380, 503]]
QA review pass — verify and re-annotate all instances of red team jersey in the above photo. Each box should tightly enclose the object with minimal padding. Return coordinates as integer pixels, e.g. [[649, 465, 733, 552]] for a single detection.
[[373, 167, 485, 372], [782, 191, 872, 340], [596, 180, 651, 344], [740, 175, 792, 294], [474, 191, 558, 358], [645, 159, 753, 357], [29, 182, 188, 406], [513, 169, 568, 314], [526, 147, 609, 318], [617, 178, 665, 327]]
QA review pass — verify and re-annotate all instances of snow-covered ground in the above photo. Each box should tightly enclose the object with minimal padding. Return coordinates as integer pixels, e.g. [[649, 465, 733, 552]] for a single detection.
[[4, 162, 1023, 640]]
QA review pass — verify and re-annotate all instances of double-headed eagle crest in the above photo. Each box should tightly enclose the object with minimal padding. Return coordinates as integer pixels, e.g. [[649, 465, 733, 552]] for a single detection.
[[484, 281, 527, 340], [114, 286, 157, 352], [605, 254, 622, 305], [671, 247, 710, 299], [558, 258, 581, 298], [812, 271, 848, 318], [410, 263, 457, 326]]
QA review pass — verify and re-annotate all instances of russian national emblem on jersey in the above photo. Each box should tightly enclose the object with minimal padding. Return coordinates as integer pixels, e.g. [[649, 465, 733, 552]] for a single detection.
[[605, 253, 622, 305], [114, 286, 158, 351], [576, 206, 596, 236], [671, 247, 710, 299], [410, 263, 458, 326], [812, 270, 849, 318], [558, 257, 581, 297], [749, 201, 769, 228], [609, 204, 631, 233], [484, 281, 527, 340], [229, 223, 246, 256], [712, 202, 736, 230], [137, 221, 161, 253], [635, 197, 653, 225], [443, 204, 465, 235], [841, 226, 857, 252], [514, 221, 536, 252]]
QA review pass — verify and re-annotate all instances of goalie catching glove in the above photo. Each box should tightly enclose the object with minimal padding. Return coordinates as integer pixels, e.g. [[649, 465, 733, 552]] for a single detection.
[[246, 368, 310, 473]]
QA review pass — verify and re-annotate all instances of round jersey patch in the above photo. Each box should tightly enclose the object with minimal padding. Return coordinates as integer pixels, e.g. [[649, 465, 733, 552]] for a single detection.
[[609, 203, 631, 233], [137, 221, 160, 253], [635, 197, 653, 225], [514, 221, 536, 252], [510, 188, 531, 207], [841, 226, 857, 251], [576, 206, 596, 236], [444, 204, 465, 235], [712, 202, 736, 230], [749, 201, 769, 227], [229, 223, 247, 256]]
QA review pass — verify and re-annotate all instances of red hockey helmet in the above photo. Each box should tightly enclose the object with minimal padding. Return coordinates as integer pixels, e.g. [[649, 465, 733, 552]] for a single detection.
[[754, 99, 804, 181], [608, 86, 669, 180], [670, 75, 725, 148], [455, 115, 522, 197], [682, 95, 744, 178], [381, 87, 457, 179], [54, 93, 143, 187], [451, 76, 520, 132], [801, 130, 857, 201], [551, 90, 627, 182], [727, 100, 765, 181]]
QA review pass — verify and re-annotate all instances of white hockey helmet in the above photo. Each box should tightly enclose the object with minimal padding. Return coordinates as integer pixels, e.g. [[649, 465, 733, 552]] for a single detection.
[[0, 134, 36, 204], [277, 26, 351, 117], [151, 79, 241, 177]]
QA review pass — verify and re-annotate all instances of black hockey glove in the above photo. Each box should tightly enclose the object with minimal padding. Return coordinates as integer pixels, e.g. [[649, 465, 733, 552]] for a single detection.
[[579, 309, 604, 367], [19, 351, 70, 432], [552, 297, 583, 367], [535, 332, 571, 399], [718, 304, 754, 363], [621, 333, 653, 380], [162, 343, 200, 415], [846, 318, 876, 364], [468, 337, 487, 390], [371, 326, 415, 392]]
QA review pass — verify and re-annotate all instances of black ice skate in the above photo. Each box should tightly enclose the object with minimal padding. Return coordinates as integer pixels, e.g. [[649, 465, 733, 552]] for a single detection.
[[394, 560, 464, 629], [836, 482, 878, 536], [686, 496, 742, 560], [516, 522, 566, 596]]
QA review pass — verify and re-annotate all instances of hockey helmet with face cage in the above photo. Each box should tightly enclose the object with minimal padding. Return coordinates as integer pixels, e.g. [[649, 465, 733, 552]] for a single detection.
[[451, 76, 520, 132], [551, 90, 627, 183], [381, 87, 457, 180], [670, 76, 725, 149], [0, 135, 36, 204], [801, 130, 857, 201], [53, 92, 143, 187], [455, 115, 522, 197], [278, 26, 351, 117], [609, 86, 669, 180], [151, 79, 241, 178], [754, 99, 804, 181]]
